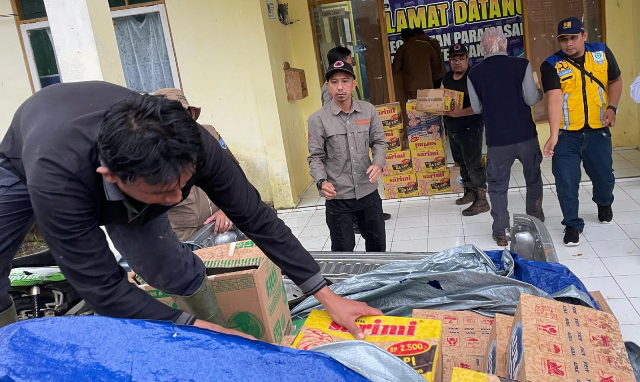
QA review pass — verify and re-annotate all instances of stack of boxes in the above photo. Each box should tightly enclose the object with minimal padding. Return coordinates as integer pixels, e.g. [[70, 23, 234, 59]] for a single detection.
[[287, 293, 633, 381], [408, 293, 636, 382], [406, 100, 453, 197], [376, 90, 466, 200], [378, 102, 418, 199], [503, 293, 636, 382]]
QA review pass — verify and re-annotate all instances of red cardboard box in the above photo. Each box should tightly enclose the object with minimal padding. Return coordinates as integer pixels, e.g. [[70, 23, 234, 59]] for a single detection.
[[413, 309, 495, 382], [485, 313, 513, 379], [507, 293, 635, 382]]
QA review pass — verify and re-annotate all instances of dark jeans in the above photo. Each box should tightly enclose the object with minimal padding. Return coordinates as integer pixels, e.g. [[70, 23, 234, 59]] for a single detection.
[[0, 162, 204, 313], [447, 123, 487, 190], [552, 128, 614, 232], [486, 137, 543, 233], [326, 192, 386, 252]]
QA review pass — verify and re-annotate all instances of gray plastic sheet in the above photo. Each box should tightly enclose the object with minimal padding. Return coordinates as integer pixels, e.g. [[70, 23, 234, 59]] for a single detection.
[[292, 245, 592, 319], [292, 245, 640, 381], [626, 342, 640, 381], [313, 341, 426, 382]]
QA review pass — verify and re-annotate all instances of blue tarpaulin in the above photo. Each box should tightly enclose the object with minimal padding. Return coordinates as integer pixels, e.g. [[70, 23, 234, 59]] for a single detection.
[[0, 316, 371, 382], [484, 250, 598, 309]]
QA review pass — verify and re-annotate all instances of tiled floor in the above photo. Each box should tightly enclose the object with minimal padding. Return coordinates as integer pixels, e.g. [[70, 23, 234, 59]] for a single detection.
[[279, 151, 640, 344], [294, 148, 640, 208]]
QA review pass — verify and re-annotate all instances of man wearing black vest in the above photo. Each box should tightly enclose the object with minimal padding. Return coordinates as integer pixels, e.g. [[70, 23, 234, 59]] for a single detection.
[[442, 44, 489, 217], [467, 28, 544, 246]]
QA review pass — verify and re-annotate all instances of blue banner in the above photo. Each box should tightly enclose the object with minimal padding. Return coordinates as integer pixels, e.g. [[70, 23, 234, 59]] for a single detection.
[[384, 0, 524, 67]]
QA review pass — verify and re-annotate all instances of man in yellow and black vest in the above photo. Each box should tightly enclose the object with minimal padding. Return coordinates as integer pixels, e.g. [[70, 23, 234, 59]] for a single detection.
[[541, 17, 623, 246]]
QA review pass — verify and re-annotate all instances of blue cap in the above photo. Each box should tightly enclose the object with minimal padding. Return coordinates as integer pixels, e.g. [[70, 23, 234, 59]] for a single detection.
[[557, 17, 584, 37]]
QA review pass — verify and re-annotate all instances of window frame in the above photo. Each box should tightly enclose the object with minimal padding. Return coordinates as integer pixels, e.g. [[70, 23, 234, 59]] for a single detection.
[[20, 20, 55, 92], [111, 4, 181, 90], [18, 3, 180, 92]]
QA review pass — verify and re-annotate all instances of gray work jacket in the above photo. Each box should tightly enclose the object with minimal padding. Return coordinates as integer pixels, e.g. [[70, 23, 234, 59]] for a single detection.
[[307, 99, 386, 200]]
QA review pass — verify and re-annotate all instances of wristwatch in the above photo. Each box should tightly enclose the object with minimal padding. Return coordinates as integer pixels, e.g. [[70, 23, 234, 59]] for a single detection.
[[607, 105, 618, 114], [316, 179, 327, 190]]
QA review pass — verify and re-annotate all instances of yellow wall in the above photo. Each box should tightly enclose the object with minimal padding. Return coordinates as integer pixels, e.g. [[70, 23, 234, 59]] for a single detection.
[[536, 1, 640, 149], [165, 0, 319, 208], [259, 0, 322, 205], [86, 0, 127, 86], [0, 0, 33, 139], [289, 0, 323, 122], [605, 0, 640, 148], [166, 0, 277, 204]]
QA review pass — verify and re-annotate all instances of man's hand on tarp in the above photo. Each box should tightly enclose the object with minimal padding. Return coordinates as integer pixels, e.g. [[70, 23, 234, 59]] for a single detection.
[[314, 286, 383, 340]]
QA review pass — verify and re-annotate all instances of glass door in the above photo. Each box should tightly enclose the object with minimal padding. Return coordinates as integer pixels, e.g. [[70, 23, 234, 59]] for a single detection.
[[311, 0, 391, 105]]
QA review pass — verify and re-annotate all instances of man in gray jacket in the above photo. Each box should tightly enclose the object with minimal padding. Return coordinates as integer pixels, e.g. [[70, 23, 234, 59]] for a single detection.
[[467, 28, 544, 246], [309, 61, 387, 252]]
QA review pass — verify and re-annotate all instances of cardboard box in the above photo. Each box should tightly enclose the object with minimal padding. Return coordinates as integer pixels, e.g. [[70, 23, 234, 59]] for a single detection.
[[383, 149, 413, 176], [407, 113, 444, 142], [413, 310, 495, 382], [384, 127, 407, 152], [590, 291, 614, 316], [485, 314, 513, 379], [449, 166, 464, 194], [194, 241, 291, 344], [451, 368, 502, 382], [450, 368, 520, 381], [416, 88, 464, 114], [417, 170, 451, 196], [412, 148, 447, 173], [383, 173, 418, 199], [293, 310, 443, 381], [377, 102, 403, 131], [283, 63, 308, 101], [407, 100, 445, 134], [507, 293, 635, 382], [138, 241, 291, 344], [409, 136, 446, 153], [139, 284, 179, 309]]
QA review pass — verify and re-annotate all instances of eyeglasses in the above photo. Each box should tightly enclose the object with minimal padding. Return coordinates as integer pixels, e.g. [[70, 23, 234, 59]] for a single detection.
[[450, 58, 467, 64]]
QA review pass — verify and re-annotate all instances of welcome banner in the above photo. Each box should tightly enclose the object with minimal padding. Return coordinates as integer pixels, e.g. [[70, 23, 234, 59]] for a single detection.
[[384, 0, 525, 66]]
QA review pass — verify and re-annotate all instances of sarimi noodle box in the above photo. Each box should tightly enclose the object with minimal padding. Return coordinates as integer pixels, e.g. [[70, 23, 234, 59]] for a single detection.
[[292, 310, 443, 381]]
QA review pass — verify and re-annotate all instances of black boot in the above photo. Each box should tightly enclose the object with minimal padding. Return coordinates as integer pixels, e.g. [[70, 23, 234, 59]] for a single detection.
[[462, 188, 490, 216], [456, 187, 475, 206], [492, 231, 508, 246]]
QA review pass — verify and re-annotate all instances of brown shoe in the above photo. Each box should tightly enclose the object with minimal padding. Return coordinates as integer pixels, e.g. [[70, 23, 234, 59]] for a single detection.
[[456, 188, 475, 205], [462, 188, 490, 216], [492, 231, 508, 246]]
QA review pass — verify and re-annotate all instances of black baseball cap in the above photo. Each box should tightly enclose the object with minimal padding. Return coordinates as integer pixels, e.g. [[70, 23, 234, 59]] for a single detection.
[[557, 17, 584, 37], [448, 43, 468, 56], [325, 60, 356, 82]]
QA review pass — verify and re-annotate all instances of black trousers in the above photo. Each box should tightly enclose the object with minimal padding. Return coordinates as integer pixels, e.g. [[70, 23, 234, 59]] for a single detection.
[[326, 192, 386, 252], [486, 137, 543, 233], [447, 123, 486, 191]]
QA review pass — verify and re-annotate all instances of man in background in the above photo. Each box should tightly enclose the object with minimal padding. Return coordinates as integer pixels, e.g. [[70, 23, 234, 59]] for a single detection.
[[320, 47, 391, 228], [308, 61, 387, 252], [154, 88, 237, 241], [467, 28, 544, 246], [392, 28, 439, 103], [540, 17, 622, 246], [441, 44, 488, 217], [414, 28, 446, 88]]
